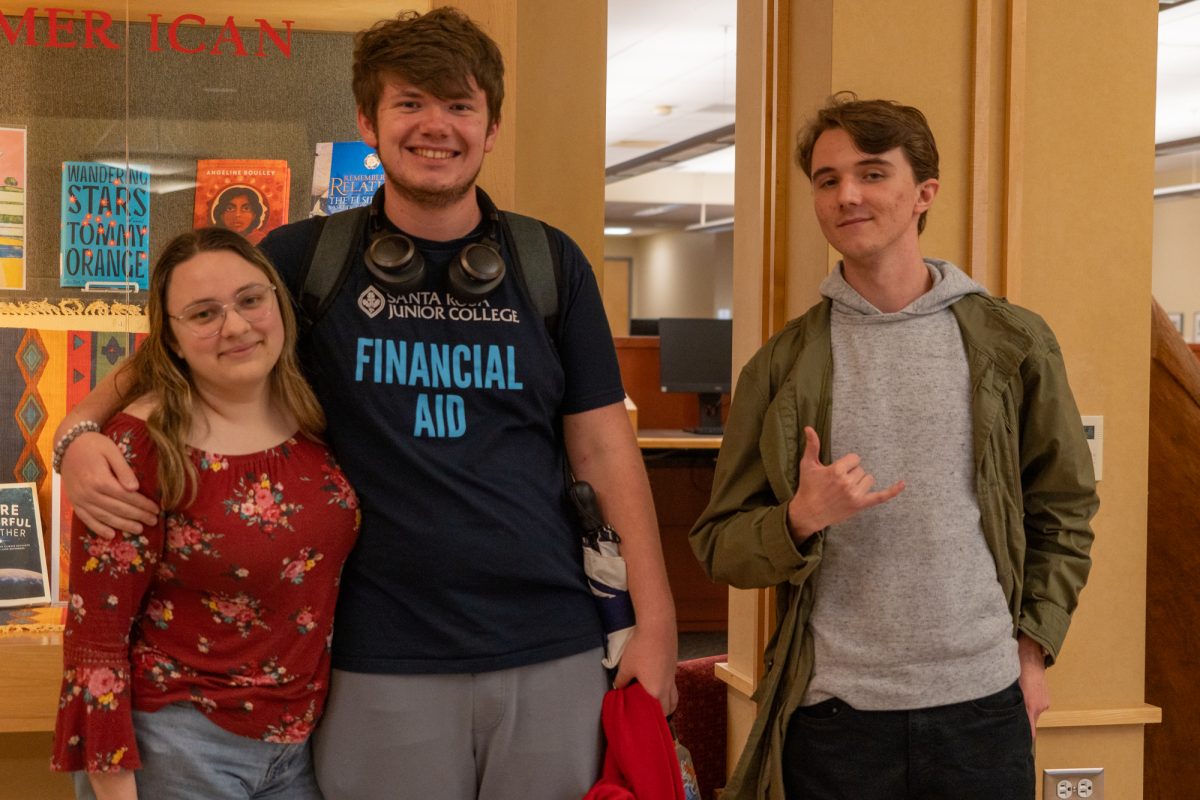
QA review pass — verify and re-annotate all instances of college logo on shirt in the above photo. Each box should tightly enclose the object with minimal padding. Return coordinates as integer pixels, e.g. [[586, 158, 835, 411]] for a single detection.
[[358, 285, 385, 318]]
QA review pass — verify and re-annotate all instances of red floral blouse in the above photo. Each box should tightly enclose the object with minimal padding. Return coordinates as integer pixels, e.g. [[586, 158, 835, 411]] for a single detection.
[[52, 413, 360, 773]]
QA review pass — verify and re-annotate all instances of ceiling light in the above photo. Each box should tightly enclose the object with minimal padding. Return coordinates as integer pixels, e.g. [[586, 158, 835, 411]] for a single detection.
[[654, 104, 674, 116], [669, 145, 735, 174], [604, 226, 633, 236], [606, 124, 735, 183], [612, 139, 672, 149], [1154, 182, 1200, 198], [1156, 135, 1200, 155], [685, 216, 734, 233], [633, 204, 683, 217]]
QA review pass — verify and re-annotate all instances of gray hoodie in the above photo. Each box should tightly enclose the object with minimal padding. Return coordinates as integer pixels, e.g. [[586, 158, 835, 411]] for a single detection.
[[801, 258, 1020, 710]]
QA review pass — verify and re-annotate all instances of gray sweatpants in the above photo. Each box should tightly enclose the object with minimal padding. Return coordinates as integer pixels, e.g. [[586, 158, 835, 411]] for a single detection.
[[314, 647, 608, 800]]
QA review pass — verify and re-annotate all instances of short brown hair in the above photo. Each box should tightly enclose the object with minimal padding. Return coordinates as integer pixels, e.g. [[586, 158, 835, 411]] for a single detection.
[[353, 8, 505, 128], [123, 228, 324, 509], [795, 92, 939, 233]]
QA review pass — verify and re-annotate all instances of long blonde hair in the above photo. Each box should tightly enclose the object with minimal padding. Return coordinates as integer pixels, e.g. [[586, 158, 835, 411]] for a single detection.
[[122, 227, 324, 510]]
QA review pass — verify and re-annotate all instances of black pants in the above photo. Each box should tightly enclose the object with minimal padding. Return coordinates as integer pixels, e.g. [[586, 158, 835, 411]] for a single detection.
[[782, 681, 1034, 800]]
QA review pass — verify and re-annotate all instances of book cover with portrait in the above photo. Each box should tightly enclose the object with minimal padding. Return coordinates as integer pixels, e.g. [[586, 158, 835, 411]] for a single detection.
[[193, 159, 291, 246], [310, 141, 384, 217], [0, 483, 50, 608]]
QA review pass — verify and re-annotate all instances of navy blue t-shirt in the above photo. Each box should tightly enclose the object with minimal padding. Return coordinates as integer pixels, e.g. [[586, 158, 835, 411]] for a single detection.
[[259, 195, 625, 674]]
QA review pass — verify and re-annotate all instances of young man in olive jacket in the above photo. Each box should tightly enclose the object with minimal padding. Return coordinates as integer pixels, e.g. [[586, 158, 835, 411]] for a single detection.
[[690, 94, 1097, 800]]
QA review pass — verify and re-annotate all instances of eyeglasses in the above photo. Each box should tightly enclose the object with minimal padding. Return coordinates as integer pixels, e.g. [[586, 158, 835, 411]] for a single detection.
[[169, 284, 277, 338]]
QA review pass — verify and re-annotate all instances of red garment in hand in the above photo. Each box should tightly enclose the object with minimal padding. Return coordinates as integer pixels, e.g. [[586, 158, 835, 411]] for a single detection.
[[584, 682, 685, 800]]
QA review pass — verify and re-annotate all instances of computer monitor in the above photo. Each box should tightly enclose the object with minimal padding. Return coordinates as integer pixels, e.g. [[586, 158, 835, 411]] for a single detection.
[[628, 318, 660, 336], [658, 317, 732, 435]]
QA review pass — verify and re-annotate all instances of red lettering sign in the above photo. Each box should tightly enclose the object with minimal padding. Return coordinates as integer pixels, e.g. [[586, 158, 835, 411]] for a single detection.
[[45, 7, 76, 48], [0, 8, 37, 45], [167, 12, 206, 53], [83, 9, 117, 49], [0, 9, 294, 58]]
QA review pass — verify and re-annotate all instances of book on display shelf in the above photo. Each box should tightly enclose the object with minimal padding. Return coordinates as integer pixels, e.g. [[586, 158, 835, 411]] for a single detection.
[[310, 141, 384, 216], [59, 161, 151, 291], [0, 125, 27, 291], [0, 483, 50, 608], [194, 158, 291, 246]]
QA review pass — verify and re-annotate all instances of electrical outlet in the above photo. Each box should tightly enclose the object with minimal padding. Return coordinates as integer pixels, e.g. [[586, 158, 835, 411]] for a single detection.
[[1081, 415, 1103, 481], [1043, 768, 1104, 799]]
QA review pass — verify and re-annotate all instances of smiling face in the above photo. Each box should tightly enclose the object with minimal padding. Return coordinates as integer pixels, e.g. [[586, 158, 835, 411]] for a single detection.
[[166, 249, 284, 399], [357, 74, 499, 211], [809, 127, 938, 271]]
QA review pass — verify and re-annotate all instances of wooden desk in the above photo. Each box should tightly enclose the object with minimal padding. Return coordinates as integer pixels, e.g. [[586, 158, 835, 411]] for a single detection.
[[634, 432, 726, 632], [0, 633, 62, 733], [637, 429, 722, 451], [0, 634, 72, 800]]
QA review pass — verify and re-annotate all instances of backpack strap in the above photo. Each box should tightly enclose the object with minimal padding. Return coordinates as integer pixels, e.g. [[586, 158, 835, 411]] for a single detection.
[[297, 206, 370, 334], [501, 210, 561, 341]]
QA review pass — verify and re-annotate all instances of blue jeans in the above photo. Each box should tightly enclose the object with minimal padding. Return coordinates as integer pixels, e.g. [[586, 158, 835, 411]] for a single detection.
[[74, 702, 322, 800], [782, 681, 1034, 800]]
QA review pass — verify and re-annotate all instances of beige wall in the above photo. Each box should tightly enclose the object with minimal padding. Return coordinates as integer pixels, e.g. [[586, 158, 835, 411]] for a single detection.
[[1152, 196, 1200, 341], [605, 230, 734, 320], [604, 236, 638, 261], [728, 1, 1158, 798]]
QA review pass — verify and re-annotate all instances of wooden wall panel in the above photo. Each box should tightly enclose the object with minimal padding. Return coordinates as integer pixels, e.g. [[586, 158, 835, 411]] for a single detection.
[[1145, 302, 1200, 798]]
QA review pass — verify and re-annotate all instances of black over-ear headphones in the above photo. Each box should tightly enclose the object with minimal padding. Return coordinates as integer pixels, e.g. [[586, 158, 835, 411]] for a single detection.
[[362, 191, 507, 302]]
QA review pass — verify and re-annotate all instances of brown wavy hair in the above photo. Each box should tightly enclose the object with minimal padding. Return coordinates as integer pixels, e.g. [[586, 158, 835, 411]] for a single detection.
[[795, 91, 940, 234], [121, 227, 324, 510], [353, 7, 505, 128]]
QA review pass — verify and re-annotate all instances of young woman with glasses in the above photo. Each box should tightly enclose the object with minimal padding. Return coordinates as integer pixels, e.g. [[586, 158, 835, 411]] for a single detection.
[[52, 227, 360, 800]]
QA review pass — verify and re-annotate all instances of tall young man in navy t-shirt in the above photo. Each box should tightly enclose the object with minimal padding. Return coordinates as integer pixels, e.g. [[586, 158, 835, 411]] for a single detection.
[[56, 9, 678, 799]]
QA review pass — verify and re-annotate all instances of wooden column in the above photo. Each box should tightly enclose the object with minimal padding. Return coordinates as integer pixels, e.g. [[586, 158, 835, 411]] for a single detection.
[[447, 0, 607, 270]]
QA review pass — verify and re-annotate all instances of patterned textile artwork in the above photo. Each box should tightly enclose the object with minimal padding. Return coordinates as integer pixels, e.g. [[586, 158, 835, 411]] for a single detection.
[[0, 328, 144, 600], [0, 329, 49, 487]]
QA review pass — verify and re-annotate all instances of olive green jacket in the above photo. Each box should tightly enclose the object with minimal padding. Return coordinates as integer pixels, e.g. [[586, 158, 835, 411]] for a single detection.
[[689, 294, 1098, 800]]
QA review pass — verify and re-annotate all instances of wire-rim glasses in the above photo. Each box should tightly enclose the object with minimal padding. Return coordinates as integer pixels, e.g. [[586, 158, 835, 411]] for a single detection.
[[169, 284, 277, 338]]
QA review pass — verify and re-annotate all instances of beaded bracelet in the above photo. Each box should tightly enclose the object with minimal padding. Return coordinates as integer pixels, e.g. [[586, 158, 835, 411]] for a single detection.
[[51, 420, 102, 474]]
